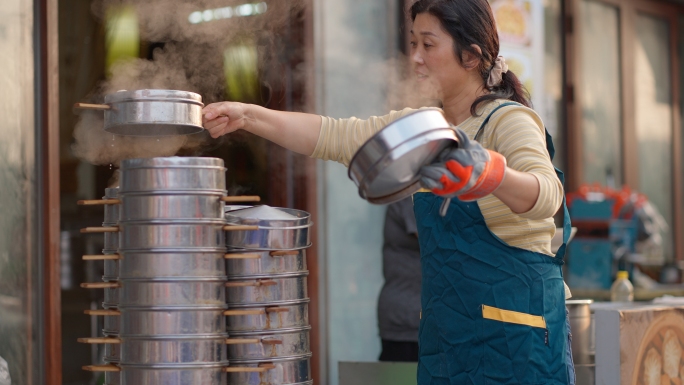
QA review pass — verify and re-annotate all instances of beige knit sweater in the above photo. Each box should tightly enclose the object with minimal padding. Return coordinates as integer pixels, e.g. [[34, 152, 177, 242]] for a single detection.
[[311, 99, 570, 297]]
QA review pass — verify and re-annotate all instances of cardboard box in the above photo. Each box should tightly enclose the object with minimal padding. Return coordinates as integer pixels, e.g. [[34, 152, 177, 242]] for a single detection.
[[595, 303, 684, 385]]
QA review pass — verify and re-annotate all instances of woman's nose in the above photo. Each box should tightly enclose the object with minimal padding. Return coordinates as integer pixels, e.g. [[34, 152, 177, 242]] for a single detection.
[[411, 49, 424, 65]]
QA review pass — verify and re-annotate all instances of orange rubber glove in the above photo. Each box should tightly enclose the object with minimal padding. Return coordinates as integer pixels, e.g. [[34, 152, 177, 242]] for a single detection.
[[420, 127, 507, 201]]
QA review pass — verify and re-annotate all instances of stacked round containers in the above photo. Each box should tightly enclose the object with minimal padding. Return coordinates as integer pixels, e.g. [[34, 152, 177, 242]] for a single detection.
[[115, 157, 229, 385], [102, 187, 121, 385], [79, 156, 311, 385], [223, 206, 314, 385]]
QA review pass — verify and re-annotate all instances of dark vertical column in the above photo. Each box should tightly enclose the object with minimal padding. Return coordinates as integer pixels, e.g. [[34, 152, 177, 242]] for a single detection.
[[37, 0, 62, 383]]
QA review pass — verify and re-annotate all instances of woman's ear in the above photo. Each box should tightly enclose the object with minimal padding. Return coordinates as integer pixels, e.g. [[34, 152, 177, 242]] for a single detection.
[[462, 44, 483, 70]]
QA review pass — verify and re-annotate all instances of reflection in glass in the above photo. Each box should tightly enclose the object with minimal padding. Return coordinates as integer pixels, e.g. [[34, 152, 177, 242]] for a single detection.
[[635, 13, 673, 259], [680, 15, 684, 255], [0, 0, 38, 384], [579, 0, 622, 187], [544, 0, 565, 171]]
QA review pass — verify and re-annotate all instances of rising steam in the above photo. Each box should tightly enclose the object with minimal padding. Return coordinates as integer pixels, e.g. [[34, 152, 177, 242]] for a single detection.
[[72, 0, 307, 166]]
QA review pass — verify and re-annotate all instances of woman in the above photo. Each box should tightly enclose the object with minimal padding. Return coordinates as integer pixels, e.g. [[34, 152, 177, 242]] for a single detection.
[[203, 0, 575, 383]]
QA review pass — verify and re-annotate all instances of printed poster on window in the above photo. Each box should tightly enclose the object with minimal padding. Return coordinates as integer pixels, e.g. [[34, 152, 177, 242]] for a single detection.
[[490, 0, 545, 121]]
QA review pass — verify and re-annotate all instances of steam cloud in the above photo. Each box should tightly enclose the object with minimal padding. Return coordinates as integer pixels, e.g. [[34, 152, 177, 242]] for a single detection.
[[72, 0, 437, 170], [72, 0, 308, 166]]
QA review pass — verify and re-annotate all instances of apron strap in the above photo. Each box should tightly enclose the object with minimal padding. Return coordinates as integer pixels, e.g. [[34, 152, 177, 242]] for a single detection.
[[554, 167, 572, 262], [472, 101, 571, 263], [474, 102, 522, 142]]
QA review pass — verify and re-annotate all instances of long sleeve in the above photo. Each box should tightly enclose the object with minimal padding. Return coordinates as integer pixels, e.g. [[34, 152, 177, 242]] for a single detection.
[[486, 106, 564, 220], [458, 100, 563, 256], [311, 107, 431, 166]]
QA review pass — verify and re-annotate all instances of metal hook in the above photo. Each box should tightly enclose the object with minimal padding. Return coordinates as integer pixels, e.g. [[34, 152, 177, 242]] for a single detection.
[[439, 197, 451, 217]]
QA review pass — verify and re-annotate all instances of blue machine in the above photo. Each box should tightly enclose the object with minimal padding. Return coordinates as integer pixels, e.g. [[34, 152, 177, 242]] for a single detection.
[[566, 197, 638, 290]]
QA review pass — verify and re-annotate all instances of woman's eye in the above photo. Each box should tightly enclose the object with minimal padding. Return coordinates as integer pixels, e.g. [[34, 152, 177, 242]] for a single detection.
[[424, 43, 432, 48], [409, 41, 417, 47]]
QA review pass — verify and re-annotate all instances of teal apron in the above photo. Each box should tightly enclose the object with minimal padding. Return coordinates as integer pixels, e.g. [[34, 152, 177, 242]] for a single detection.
[[413, 102, 572, 385]]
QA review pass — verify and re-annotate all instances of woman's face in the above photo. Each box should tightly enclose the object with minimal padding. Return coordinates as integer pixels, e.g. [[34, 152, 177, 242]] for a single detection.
[[410, 13, 470, 100]]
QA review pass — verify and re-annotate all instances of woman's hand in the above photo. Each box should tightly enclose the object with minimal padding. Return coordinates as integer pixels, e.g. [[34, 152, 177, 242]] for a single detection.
[[420, 128, 507, 201], [420, 127, 541, 214], [202, 102, 251, 138], [201, 101, 322, 156]]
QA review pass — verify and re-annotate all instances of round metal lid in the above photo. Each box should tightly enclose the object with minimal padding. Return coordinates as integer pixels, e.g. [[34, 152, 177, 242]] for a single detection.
[[348, 109, 457, 204], [225, 205, 311, 228], [224, 205, 253, 213], [120, 157, 225, 170], [104, 89, 203, 105]]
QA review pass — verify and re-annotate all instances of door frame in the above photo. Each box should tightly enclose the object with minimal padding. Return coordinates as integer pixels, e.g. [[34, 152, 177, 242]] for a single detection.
[[38, 0, 62, 383]]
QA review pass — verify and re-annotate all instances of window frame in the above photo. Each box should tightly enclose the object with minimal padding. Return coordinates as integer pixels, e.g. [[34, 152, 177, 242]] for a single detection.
[[564, 0, 684, 262]]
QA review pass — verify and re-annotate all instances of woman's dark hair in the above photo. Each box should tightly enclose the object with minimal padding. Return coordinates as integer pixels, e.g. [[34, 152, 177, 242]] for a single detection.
[[410, 0, 531, 115]]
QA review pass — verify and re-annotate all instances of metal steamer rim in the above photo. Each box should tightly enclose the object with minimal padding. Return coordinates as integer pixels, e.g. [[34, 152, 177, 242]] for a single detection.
[[114, 334, 230, 340], [119, 156, 226, 169], [225, 298, 311, 308], [227, 325, 312, 337], [115, 362, 229, 369], [104, 89, 204, 105], [224, 206, 312, 226], [228, 352, 313, 364], [348, 108, 457, 204], [114, 276, 229, 282], [225, 271, 310, 280], [226, 244, 313, 251], [355, 128, 456, 202]]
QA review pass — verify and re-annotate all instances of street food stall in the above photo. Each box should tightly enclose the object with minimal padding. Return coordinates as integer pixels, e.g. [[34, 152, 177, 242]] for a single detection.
[[6, 0, 684, 384]]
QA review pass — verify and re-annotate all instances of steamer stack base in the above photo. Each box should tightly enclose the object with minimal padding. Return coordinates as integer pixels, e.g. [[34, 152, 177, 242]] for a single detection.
[[78, 157, 313, 385]]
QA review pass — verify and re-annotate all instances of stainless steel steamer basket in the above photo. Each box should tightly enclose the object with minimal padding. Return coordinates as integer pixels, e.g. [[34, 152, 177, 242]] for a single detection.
[[104, 370, 119, 385], [224, 207, 312, 250], [91, 89, 205, 137], [348, 108, 457, 204], [118, 307, 227, 336], [119, 364, 226, 385], [118, 222, 226, 251], [566, 299, 594, 365], [103, 187, 120, 225], [226, 273, 308, 305], [117, 251, 226, 279], [226, 354, 312, 385], [103, 313, 120, 335], [225, 248, 307, 277], [119, 157, 226, 193], [103, 286, 120, 309], [225, 205, 253, 212], [226, 326, 311, 360], [103, 258, 119, 282], [116, 279, 227, 308], [225, 300, 310, 332], [119, 336, 228, 366], [119, 192, 225, 222], [102, 188, 120, 270], [103, 232, 118, 254], [104, 342, 120, 363]]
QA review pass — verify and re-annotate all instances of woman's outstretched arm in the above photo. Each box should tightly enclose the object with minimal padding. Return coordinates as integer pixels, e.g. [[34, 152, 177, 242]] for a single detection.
[[203, 102, 322, 157]]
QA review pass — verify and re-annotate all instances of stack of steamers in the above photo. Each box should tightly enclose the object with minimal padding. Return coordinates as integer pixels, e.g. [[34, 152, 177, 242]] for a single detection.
[[79, 157, 314, 385]]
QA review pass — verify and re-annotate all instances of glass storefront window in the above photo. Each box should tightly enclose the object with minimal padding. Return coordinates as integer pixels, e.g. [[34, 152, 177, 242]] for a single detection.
[[635, 13, 674, 260], [579, 0, 622, 187], [544, 0, 565, 171], [680, 15, 684, 257], [0, 0, 40, 384]]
